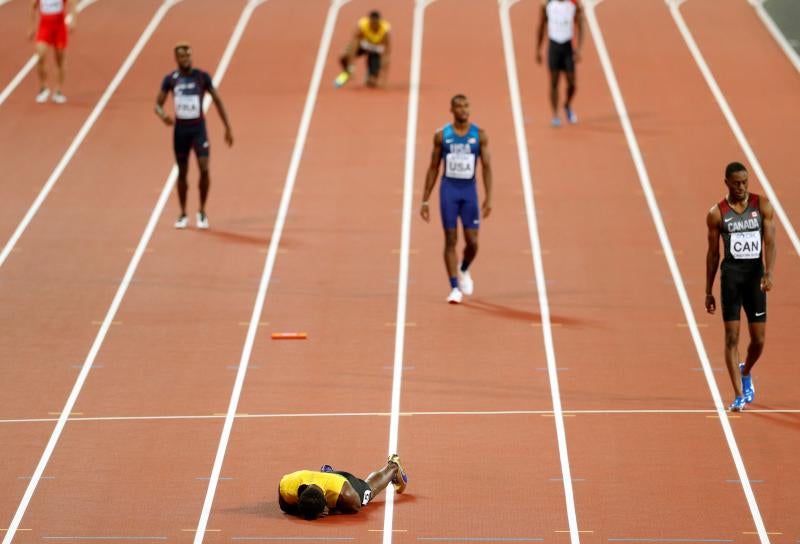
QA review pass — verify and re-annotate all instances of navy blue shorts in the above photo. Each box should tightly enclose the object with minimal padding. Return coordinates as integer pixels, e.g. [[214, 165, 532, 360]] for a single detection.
[[440, 179, 480, 231], [173, 122, 209, 163]]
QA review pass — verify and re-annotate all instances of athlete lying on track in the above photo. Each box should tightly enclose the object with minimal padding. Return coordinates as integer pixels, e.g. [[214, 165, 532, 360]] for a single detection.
[[278, 454, 408, 520]]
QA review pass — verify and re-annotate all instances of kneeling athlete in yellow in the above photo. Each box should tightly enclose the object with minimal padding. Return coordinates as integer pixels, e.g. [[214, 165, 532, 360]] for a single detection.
[[278, 454, 407, 519], [334, 10, 391, 88]]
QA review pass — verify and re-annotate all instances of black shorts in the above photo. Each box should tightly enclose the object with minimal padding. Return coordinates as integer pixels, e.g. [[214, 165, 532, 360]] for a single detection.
[[720, 264, 766, 323], [334, 471, 373, 506], [548, 39, 575, 73], [356, 47, 382, 77], [173, 121, 209, 163]]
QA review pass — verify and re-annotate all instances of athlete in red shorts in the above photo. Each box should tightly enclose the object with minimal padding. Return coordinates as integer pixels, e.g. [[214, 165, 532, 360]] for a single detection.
[[29, 0, 76, 104]]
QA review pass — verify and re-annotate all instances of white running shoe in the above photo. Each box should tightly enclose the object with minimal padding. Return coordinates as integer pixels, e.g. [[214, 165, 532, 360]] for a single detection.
[[196, 211, 209, 229], [35, 88, 50, 103], [51, 91, 67, 104], [174, 214, 188, 229], [446, 287, 463, 304], [458, 269, 474, 296]]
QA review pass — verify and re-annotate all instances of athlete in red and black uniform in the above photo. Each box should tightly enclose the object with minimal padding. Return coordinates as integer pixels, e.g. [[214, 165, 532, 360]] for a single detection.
[[705, 162, 776, 412], [29, 0, 77, 103], [155, 43, 233, 229]]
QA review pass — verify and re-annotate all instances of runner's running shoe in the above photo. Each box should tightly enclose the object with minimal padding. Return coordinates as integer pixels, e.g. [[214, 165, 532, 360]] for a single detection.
[[458, 269, 474, 296], [196, 211, 209, 229], [387, 454, 408, 494], [551, 116, 562, 127], [334, 70, 351, 88], [740, 362, 754, 404], [36, 88, 50, 103], [729, 395, 746, 412], [52, 91, 67, 104], [174, 214, 188, 229], [565, 106, 577, 124], [446, 287, 463, 304], [320, 464, 334, 473]]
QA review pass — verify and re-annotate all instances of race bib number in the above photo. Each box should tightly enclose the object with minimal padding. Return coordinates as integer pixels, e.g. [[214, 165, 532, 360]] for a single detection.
[[174, 94, 201, 120], [40, 0, 64, 14], [730, 231, 761, 259], [445, 153, 476, 180]]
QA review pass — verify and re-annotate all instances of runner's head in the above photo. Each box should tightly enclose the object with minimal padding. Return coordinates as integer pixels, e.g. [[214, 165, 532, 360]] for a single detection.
[[297, 485, 326, 520], [724, 162, 748, 200], [174, 42, 193, 71], [450, 94, 470, 124], [368, 10, 382, 32]]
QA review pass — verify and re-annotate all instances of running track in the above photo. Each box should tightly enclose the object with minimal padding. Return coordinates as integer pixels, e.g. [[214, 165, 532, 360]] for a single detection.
[[0, 0, 797, 542]]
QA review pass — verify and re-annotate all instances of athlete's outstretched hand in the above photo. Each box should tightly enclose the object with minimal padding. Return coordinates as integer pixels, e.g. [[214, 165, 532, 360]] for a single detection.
[[420, 203, 430, 222], [704, 294, 716, 314], [160, 115, 174, 126], [481, 200, 492, 219], [760, 274, 773, 292], [224, 128, 234, 147]]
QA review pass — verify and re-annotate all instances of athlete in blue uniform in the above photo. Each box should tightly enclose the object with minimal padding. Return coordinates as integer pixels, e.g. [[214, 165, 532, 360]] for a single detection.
[[420, 95, 493, 304], [705, 162, 776, 411], [155, 43, 233, 229]]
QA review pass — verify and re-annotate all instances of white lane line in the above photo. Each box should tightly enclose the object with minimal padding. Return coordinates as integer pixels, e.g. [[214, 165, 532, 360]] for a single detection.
[[585, 3, 770, 543], [0, 0, 263, 541], [382, 0, 433, 541], [2, 408, 799, 426], [191, 1, 349, 542], [0, 0, 174, 270], [0, 0, 16, 7], [749, 0, 800, 73], [667, 0, 800, 258], [0, 0, 103, 107], [499, 1, 579, 542]]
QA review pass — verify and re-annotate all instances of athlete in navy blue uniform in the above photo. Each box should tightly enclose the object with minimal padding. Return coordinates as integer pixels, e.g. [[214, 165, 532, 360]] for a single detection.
[[420, 95, 493, 304], [705, 162, 776, 411], [155, 43, 233, 229]]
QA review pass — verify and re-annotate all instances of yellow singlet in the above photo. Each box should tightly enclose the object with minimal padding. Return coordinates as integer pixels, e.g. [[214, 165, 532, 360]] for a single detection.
[[279, 470, 347, 509], [357, 17, 390, 53]]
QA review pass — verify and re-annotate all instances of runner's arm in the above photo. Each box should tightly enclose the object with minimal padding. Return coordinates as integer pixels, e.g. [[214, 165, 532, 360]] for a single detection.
[[207, 86, 234, 146], [478, 128, 492, 219], [420, 131, 443, 222], [154, 89, 173, 126], [574, 2, 584, 61], [379, 32, 391, 85], [535, 2, 548, 64], [705, 205, 721, 313], [760, 197, 776, 291], [66, 0, 77, 29]]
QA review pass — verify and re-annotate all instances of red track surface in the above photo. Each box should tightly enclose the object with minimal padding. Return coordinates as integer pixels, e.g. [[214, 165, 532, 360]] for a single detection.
[[0, 0, 797, 542]]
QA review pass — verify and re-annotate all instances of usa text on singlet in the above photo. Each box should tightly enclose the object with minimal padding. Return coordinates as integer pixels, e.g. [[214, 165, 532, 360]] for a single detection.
[[546, 0, 577, 44], [719, 193, 763, 271], [441, 123, 480, 183]]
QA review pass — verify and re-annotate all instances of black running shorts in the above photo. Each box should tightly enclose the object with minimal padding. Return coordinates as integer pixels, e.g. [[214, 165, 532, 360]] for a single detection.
[[720, 264, 766, 323], [356, 47, 382, 77], [173, 121, 209, 163], [334, 471, 373, 506], [548, 39, 575, 73]]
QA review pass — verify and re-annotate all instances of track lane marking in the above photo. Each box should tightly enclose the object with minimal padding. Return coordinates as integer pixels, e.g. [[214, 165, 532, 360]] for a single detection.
[[383, 0, 434, 541], [499, 0, 579, 542], [585, 2, 770, 542], [667, 0, 800, 259], [0, 0, 175, 270], [0, 1, 264, 542], [191, 1, 349, 542]]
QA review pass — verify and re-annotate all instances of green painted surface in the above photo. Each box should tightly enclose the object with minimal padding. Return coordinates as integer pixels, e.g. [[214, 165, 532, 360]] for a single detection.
[[763, 0, 800, 56]]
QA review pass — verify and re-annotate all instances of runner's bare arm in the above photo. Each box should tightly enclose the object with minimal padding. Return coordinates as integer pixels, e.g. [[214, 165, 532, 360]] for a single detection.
[[207, 87, 234, 146], [154, 90, 173, 126], [29, 0, 38, 40], [535, 2, 548, 64], [478, 128, 492, 219], [66, 0, 77, 30], [760, 197, 776, 292], [705, 205, 722, 313], [574, 2, 584, 61], [420, 131, 443, 222]]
